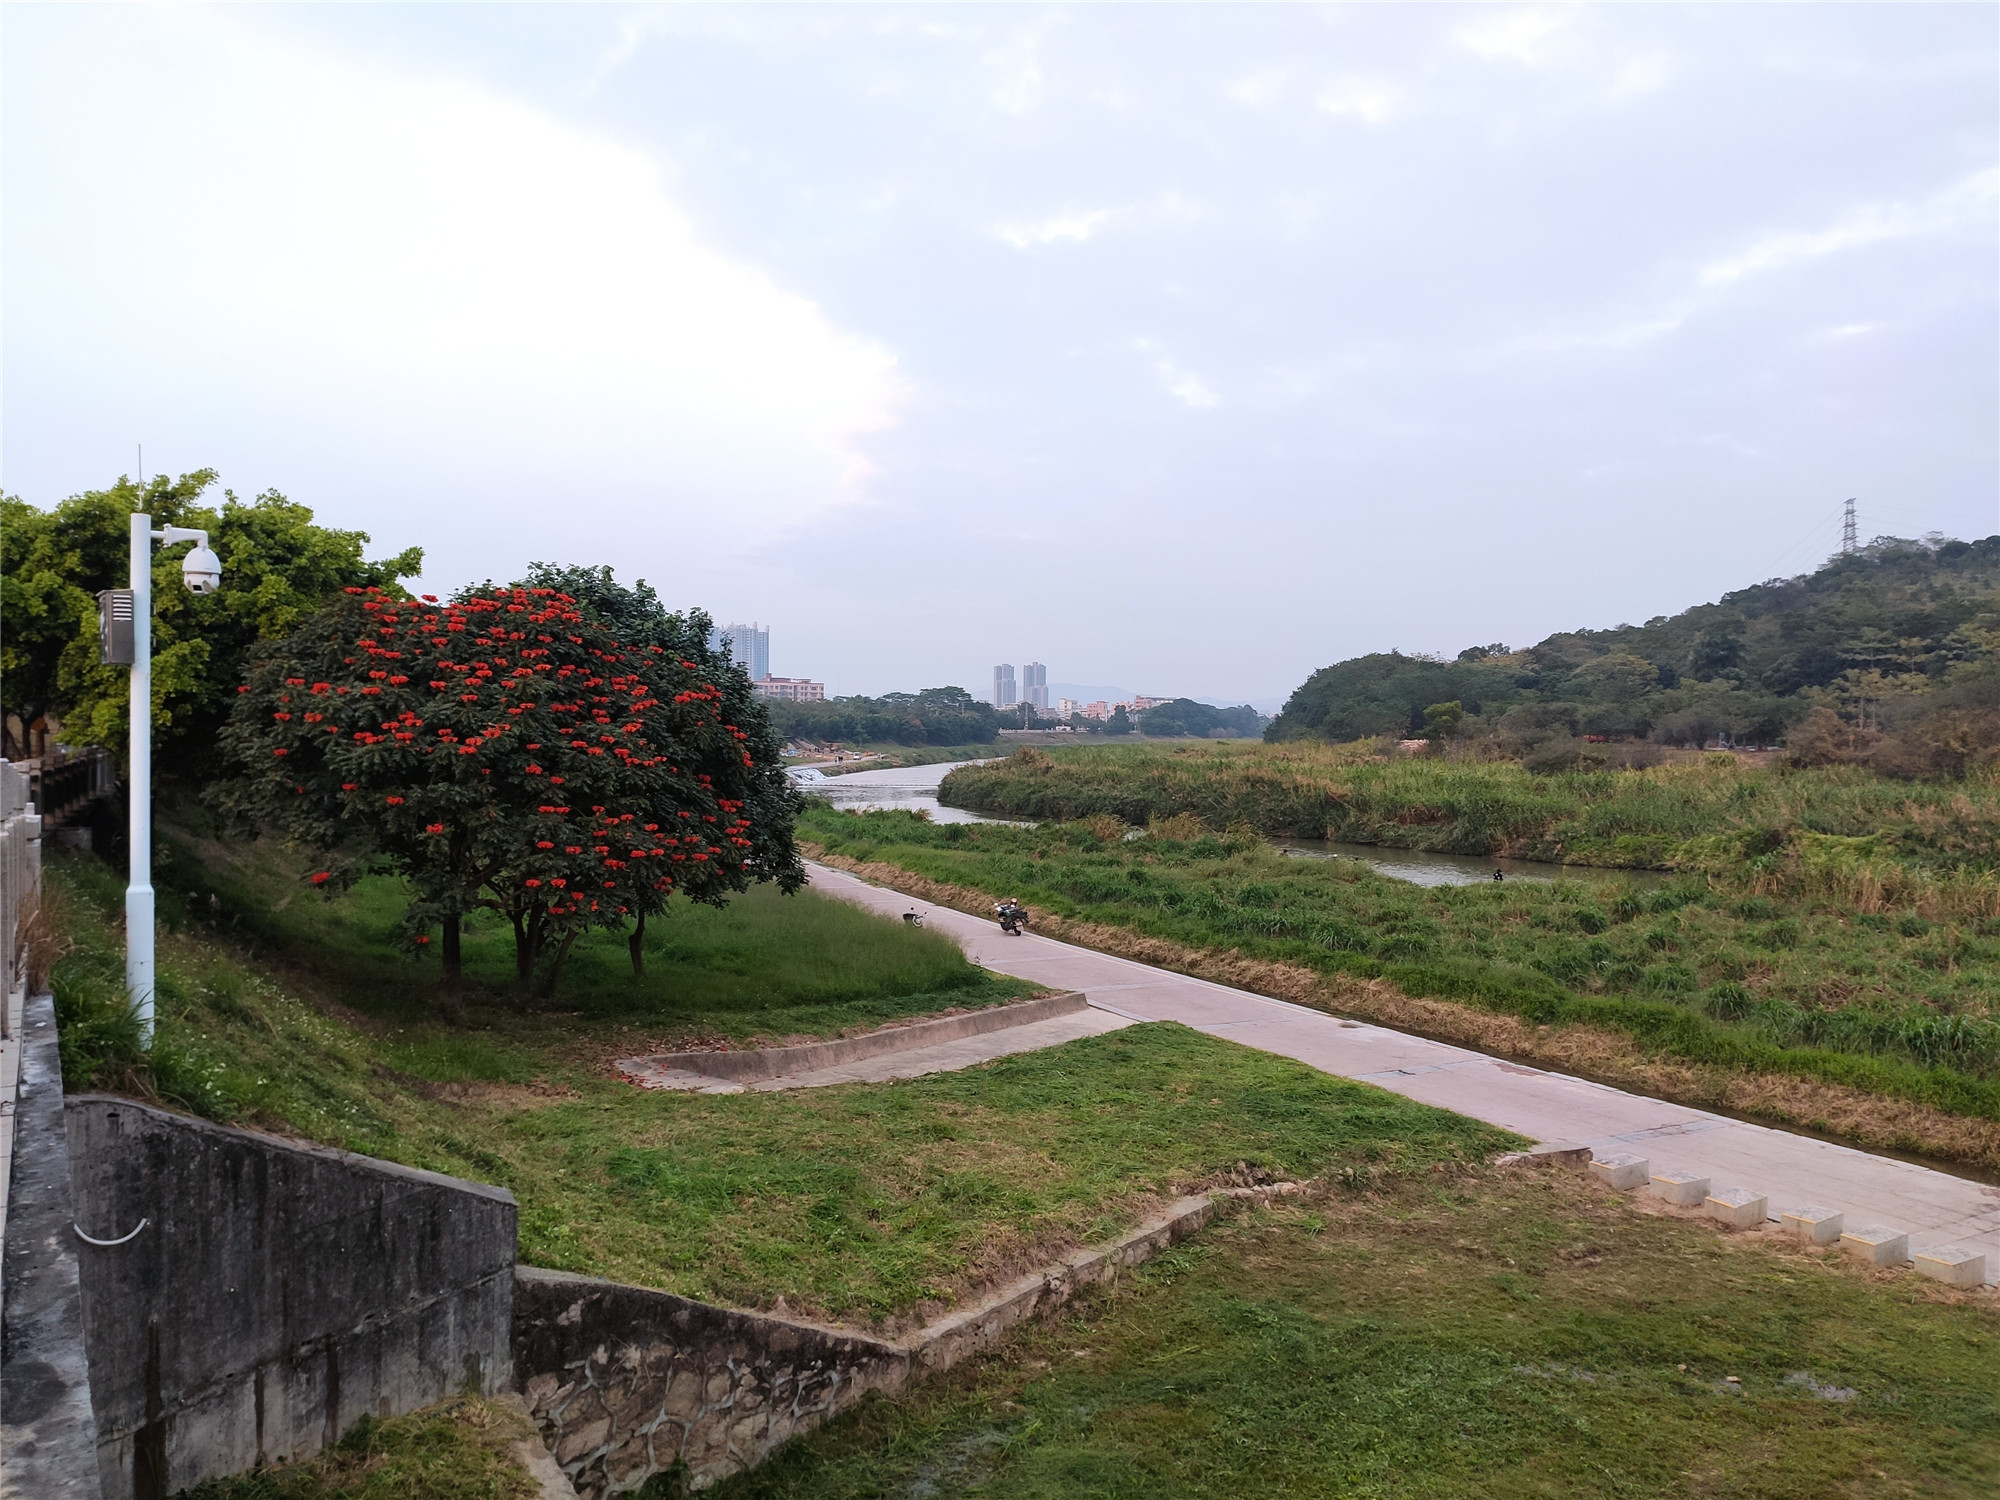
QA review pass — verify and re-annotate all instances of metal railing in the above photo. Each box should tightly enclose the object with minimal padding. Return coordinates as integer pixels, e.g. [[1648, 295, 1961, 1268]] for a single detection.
[[26, 747, 114, 830], [0, 760, 45, 1039]]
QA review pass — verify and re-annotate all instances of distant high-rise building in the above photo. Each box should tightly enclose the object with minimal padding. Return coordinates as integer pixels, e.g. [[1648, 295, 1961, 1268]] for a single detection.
[[993, 664, 1017, 708], [708, 622, 770, 680], [1023, 662, 1048, 710]]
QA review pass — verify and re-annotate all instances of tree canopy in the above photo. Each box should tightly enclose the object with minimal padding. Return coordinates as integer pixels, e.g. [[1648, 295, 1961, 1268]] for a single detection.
[[764, 685, 1000, 746], [1267, 535, 2000, 757], [218, 583, 802, 1003], [1, 471, 420, 773], [1134, 699, 1268, 738]]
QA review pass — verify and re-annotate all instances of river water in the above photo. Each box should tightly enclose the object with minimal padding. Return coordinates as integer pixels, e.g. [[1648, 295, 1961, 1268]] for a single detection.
[[795, 761, 1672, 887]]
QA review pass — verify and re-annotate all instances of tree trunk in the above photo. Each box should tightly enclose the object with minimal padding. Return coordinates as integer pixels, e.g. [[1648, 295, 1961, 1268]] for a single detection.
[[511, 910, 532, 981], [535, 930, 579, 1002], [439, 913, 464, 1020], [628, 909, 647, 979]]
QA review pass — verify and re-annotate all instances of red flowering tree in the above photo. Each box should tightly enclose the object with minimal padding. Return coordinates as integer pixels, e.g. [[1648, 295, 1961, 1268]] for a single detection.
[[218, 584, 803, 1007]]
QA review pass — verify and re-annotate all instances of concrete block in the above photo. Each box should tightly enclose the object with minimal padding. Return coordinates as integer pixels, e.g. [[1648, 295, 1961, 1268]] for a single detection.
[[1781, 1206, 1843, 1244], [1840, 1225, 1909, 1267], [1649, 1171, 1710, 1208], [1704, 1188, 1767, 1229], [1912, 1246, 1987, 1288], [1587, 1152, 1649, 1190]]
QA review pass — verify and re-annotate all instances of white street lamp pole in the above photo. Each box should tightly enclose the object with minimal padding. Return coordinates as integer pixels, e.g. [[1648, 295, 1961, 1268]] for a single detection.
[[127, 513, 154, 1043], [126, 512, 222, 1047]]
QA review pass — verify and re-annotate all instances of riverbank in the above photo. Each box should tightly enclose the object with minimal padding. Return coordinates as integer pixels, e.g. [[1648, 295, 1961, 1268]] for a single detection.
[[938, 742, 2000, 884], [798, 808, 2000, 1165]]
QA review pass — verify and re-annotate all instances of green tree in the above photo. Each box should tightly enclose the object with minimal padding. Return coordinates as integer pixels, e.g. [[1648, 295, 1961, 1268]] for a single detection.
[[218, 584, 803, 1008], [1, 472, 419, 773], [518, 562, 803, 973], [1420, 700, 1465, 743], [1568, 653, 1660, 704], [762, 685, 1000, 747]]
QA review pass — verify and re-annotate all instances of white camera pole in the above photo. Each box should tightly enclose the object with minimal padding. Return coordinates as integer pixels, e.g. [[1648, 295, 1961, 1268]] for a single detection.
[[127, 512, 154, 1044], [126, 512, 220, 1048]]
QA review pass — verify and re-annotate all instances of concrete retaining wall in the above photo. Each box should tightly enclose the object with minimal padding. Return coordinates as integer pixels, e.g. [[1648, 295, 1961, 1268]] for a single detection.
[[66, 1096, 518, 1500]]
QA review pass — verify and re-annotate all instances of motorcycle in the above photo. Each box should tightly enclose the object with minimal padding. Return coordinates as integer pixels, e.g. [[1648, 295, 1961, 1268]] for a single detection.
[[995, 902, 1028, 936]]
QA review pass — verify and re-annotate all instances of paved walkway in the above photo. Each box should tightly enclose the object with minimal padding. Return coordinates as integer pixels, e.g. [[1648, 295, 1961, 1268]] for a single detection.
[[749, 1008, 1133, 1090], [810, 862, 1999, 1283], [622, 1006, 1133, 1093]]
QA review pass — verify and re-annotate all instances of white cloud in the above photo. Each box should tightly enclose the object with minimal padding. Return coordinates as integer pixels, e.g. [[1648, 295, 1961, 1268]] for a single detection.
[[983, 20, 1054, 115], [11, 9, 904, 544], [1135, 340, 1219, 408], [1316, 75, 1405, 126], [997, 208, 1117, 249], [1227, 68, 1293, 108], [1699, 170, 1997, 286], [1494, 171, 1997, 358], [1606, 53, 1672, 100], [1454, 9, 1576, 67]]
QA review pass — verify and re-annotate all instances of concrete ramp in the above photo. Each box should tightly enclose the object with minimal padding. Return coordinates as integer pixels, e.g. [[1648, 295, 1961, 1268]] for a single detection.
[[615, 992, 1131, 1093]]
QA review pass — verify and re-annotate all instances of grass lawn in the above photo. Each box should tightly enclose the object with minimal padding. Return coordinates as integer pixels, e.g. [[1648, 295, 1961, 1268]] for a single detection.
[[181, 1397, 539, 1500], [159, 825, 992, 1027], [47, 842, 1515, 1325], [714, 1167, 2000, 1500]]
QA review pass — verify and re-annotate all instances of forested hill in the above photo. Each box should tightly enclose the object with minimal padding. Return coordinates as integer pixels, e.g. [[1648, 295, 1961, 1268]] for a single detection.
[[1267, 535, 2000, 752]]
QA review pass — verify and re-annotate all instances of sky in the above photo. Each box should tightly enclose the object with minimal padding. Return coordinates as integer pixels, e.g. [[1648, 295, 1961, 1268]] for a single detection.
[[6, 4, 1995, 709]]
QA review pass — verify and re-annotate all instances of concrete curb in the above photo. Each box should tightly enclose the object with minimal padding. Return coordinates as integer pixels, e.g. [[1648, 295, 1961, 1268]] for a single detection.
[[616, 992, 1088, 1089], [904, 1181, 1303, 1377], [1572, 1148, 1993, 1290]]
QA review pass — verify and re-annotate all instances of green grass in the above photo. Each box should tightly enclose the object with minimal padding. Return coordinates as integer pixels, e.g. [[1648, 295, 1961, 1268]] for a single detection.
[[801, 808, 2000, 1119], [180, 1397, 537, 1500], [713, 1169, 2000, 1499], [941, 742, 2000, 884], [46, 846, 1515, 1323], [160, 827, 989, 1024]]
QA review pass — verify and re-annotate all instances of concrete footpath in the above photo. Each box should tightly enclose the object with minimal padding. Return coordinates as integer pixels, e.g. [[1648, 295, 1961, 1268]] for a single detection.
[[809, 862, 2000, 1284]]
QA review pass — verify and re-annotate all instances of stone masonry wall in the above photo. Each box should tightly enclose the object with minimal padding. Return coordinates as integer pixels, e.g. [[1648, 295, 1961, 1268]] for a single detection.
[[513, 1267, 910, 1497]]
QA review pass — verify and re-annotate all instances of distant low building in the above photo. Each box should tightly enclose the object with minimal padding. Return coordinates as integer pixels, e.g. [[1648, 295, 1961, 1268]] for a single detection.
[[1057, 697, 1082, 717], [753, 675, 825, 702], [1131, 695, 1174, 711]]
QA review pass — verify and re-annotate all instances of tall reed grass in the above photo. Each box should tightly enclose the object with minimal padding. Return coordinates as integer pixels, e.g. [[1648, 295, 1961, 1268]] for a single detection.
[[942, 745, 2000, 884], [804, 806, 2000, 1116]]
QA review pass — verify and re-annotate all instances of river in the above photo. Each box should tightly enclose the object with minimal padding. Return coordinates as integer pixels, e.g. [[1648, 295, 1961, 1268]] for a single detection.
[[794, 760, 1674, 887]]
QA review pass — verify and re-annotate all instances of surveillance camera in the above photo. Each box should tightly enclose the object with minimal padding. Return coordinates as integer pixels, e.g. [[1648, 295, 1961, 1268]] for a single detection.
[[182, 542, 222, 595]]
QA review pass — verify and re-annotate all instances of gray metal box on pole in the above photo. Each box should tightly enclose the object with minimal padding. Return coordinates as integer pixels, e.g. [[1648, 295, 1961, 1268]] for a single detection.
[[98, 589, 136, 665]]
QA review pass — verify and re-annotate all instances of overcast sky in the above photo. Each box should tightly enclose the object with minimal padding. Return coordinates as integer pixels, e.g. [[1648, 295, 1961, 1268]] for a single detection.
[[7, 4, 1995, 706]]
